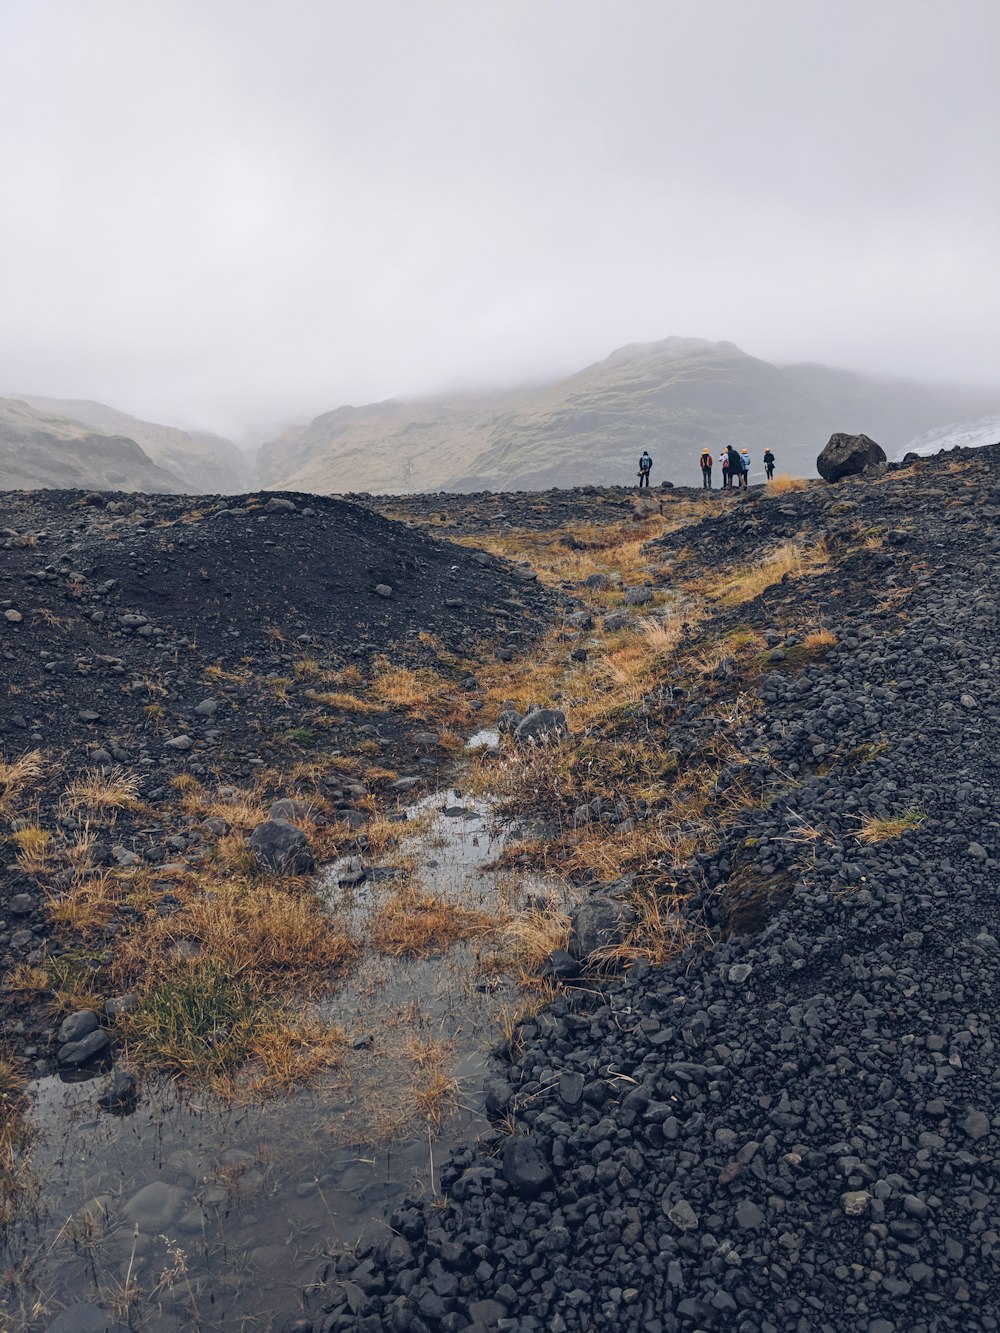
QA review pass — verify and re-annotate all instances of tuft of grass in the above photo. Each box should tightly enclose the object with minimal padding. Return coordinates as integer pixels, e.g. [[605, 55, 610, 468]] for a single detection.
[[500, 905, 572, 978], [46, 874, 124, 936], [588, 887, 698, 970], [370, 886, 491, 958], [65, 766, 144, 812], [9, 825, 56, 876], [305, 689, 385, 714], [856, 809, 926, 843], [802, 628, 837, 651], [0, 1056, 33, 1229], [405, 1037, 459, 1130], [123, 960, 345, 1094], [372, 659, 453, 710], [0, 750, 45, 815], [766, 474, 809, 494]]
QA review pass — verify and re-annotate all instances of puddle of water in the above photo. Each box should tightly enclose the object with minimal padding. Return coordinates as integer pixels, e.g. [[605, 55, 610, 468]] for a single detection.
[[3, 783, 577, 1330]]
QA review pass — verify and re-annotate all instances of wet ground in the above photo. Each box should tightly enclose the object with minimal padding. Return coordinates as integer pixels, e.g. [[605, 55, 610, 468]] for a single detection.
[[2, 772, 574, 1332]]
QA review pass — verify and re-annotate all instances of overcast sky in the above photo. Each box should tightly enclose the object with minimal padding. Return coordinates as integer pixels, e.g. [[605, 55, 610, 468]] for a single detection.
[[2, 0, 998, 437]]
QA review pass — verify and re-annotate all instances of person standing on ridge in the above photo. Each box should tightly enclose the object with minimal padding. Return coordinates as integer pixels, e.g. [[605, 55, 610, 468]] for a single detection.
[[720, 449, 730, 489], [637, 451, 653, 488], [739, 448, 751, 489], [763, 448, 776, 480], [700, 448, 713, 488], [726, 444, 742, 491]]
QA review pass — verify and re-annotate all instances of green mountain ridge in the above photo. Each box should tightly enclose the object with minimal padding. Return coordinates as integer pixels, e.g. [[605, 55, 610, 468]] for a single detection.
[[257, 337, 1000, 493]]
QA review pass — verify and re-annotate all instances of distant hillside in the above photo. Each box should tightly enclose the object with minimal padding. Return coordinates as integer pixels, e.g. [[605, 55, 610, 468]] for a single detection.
[[0, 397, 187, 492], [257, 337, 1000, 493], [19, 396, 245, 492]]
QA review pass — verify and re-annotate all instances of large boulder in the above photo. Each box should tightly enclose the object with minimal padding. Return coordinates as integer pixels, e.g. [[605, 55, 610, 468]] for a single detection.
[[817, 432, 887, 482], [248, 819, 315, 874]]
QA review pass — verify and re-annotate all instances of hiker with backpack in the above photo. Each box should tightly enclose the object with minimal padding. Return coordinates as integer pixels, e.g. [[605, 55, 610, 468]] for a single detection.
[[726, 444, 743, 490], [637, 451, 653, 488], [720, 450, 730, 489], [700, 449, 713, 488], [763, 448, 776, 480], [739, 449, 751, 489]]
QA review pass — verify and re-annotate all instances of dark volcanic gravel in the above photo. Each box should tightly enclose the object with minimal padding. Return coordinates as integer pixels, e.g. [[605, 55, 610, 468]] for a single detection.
[[297, 446, 1000, 1332], [0, 487, 556, 1061]]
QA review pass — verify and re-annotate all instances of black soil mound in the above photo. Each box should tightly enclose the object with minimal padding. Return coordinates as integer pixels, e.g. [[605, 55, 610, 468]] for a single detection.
[[0, 488, 555, 1054]]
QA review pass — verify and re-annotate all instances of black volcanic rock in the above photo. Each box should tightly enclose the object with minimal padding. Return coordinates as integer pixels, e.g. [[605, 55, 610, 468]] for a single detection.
[[817, 430, 887, 481]]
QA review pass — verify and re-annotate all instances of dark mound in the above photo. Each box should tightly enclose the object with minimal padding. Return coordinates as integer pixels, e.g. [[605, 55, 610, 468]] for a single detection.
[[0, 488, 556, 1053]]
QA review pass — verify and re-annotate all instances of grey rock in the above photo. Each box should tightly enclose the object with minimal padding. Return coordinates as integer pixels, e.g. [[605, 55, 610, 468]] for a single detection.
[[58, 1029, 111, 1067], [501, 1135, 553, 1199], [374, 584, 393, 598], [269, 797, 315, 821], [841, 1189, 872, 1216], [664, 1197, 699, 1231], [164, 734, 194, 751], [58, 1010, 100, 1044], [248, 819, 315, 874], [961, 1109, 991, 1140], [264, 496, 297, 512], [513, 708, 568, 744], [122, 1180, 187, 1229], [569, 895, 637, 960]]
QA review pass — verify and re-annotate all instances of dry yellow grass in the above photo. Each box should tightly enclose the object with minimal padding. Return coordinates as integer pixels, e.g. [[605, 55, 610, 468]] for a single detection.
[[589, 887, 699, 969], [370, 886, 491, 958], [305, 689, 385, 714], [705, 540, 829, 605], [171, 776, 269, 830], [856, 810, 926, 843], [0, 750, 45, 814], [65, 766, 144, 812], [372, 660, 453, 709], [9, 826, 56, 875], [46, 874, 125, 935], [115, 883, 357, 991], [802, 629, 837, 650], [766, 474, 809, 494], [500, 904, 572, 976]]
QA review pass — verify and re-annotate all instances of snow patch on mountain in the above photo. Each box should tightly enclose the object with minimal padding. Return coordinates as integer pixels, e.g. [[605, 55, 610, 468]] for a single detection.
[[897, 416, 1000, 460]]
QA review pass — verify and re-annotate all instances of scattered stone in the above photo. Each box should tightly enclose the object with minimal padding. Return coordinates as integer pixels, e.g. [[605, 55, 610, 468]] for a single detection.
[[513, 708, 567, 744], [248, 819, 315, 874], [501, 1136, 553, 1199]]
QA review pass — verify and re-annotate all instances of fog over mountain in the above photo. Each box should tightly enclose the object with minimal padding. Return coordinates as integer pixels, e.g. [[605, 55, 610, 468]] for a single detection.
[[258, 337, 1000, 493], [1, 1, 997, 437]]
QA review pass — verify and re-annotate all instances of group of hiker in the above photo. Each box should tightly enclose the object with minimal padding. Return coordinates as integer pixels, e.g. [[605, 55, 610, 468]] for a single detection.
[[699, 445, 775, 489], [637, 447, 775, 490]]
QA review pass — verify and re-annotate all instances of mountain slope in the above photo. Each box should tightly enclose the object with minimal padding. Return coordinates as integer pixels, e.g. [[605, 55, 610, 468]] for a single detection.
[[0, 397, 188, 492], [19, 396, 246, 492], [258, 337, 1000, 493]]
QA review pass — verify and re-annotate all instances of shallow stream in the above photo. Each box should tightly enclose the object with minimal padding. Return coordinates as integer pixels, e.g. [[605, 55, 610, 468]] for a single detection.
[[2, 768, 574, 1332]]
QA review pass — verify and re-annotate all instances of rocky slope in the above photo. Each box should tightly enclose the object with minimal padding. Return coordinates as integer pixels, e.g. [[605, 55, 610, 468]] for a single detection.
[[0, 397, 186, 493], [0, 488, 557, 1065], [257, 338, 1000, 494], [18, 395, 247, 493], [292, 446, 1000, 1332]]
